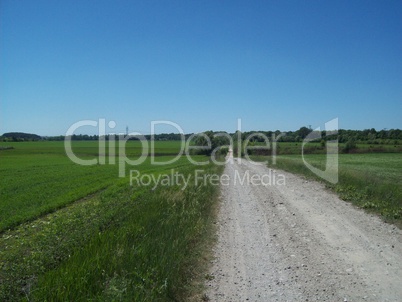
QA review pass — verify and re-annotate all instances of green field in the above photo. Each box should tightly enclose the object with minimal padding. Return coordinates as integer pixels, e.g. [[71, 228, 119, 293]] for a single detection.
[[1, 141, 401, 300], [0, 141, 222, 301], [0, 141, 187, 231], [271, 153, 402, 225], [247, 141, 402, 155]]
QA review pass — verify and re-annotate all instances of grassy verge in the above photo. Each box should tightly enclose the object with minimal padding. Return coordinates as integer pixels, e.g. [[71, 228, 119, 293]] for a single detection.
[[266, 153, 402, 227]]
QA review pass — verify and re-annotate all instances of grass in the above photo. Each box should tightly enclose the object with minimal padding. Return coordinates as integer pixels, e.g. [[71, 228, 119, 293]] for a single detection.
[[267, 153, 402, 226], [248, 141, 402, 155], [0, 141, 185, 231], [0, 141, 223, 301]]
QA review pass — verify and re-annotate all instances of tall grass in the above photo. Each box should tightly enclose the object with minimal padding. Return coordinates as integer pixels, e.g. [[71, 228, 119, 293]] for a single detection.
[[32, 163, 222, 301]]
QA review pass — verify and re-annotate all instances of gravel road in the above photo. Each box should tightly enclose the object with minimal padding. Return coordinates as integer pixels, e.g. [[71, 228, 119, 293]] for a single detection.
[[205, 157, 402, 301]]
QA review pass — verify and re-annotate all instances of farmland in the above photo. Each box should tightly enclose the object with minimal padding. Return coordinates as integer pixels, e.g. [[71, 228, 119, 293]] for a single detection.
[[1, 140, 402, 300], [245, 141, 402, 155], [0, 141, 222, 301]]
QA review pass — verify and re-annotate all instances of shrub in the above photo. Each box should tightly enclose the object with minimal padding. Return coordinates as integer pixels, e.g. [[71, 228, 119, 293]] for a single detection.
[[343, 138, 357, 153]]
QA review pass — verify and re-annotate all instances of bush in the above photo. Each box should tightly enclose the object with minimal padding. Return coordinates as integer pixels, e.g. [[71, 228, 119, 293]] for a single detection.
[[343, 138, 357, 153]]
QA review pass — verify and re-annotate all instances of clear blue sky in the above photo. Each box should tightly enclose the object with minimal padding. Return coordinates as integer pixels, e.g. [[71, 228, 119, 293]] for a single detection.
[[1, 0, 401, 135]]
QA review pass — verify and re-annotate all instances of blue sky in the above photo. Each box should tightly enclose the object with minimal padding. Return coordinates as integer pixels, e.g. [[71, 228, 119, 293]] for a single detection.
[[1, 0, 401, 135]]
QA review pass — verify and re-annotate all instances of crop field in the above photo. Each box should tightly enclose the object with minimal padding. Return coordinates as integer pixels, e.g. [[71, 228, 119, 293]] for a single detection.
[[249, 141, 402, 155], [0, 141, 222, 301], [0, 141, 187, 231], [271, 153, 402, 225]]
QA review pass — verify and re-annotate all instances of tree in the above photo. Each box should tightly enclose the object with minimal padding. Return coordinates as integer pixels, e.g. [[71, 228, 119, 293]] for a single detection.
[[297, 127, 312, 139]]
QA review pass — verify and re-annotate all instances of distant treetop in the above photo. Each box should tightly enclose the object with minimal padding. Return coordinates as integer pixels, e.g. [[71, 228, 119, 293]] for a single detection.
[[1, 132, 42, 141]]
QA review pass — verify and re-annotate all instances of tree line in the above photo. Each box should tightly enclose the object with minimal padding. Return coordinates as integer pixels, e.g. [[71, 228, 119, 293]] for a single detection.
[[1, 128, 401, 144]]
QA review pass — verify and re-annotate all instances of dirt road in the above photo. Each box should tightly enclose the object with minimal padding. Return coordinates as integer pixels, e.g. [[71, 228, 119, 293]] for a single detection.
[[206, 157, 402, 301]]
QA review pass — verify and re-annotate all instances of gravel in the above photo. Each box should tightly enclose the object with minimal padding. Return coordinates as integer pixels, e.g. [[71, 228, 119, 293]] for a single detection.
[[205, 158, 402, 301]]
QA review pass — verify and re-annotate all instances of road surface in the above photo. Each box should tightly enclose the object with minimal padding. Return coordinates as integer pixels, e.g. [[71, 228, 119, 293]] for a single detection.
[[206, 156, 402, 301]]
